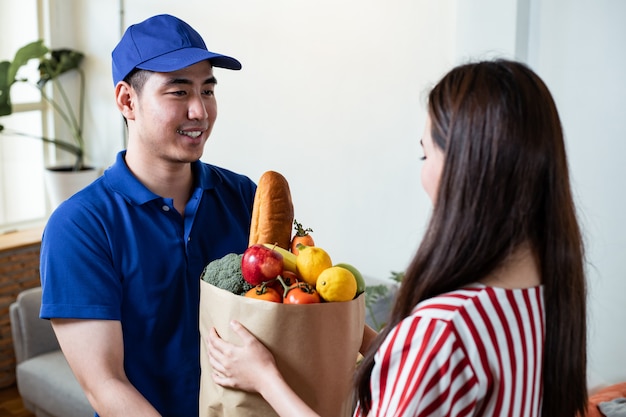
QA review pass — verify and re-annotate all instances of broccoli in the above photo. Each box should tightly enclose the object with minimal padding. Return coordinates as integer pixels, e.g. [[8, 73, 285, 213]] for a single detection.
[[201, 253, 254, 295]]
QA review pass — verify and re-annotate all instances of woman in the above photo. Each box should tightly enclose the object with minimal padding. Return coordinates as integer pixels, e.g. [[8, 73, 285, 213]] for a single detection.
[[207, 59, 588, 417]]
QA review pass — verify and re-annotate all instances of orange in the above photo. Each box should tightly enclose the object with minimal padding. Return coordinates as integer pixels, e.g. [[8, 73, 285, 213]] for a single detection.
[[296, 246, 333, 286]]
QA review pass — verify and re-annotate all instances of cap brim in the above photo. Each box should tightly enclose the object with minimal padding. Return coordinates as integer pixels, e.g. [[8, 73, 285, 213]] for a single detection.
[[136, 47, 242, 72]]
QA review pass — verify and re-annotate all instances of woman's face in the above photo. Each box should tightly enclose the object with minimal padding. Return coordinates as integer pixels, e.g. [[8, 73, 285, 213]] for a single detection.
[[420, 114, 445, 203]]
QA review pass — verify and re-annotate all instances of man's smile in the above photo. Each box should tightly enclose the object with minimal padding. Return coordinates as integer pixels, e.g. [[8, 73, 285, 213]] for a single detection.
[[177, 129, 203, 139]]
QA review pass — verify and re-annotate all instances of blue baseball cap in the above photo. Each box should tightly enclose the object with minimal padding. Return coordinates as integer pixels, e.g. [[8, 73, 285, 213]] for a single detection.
[[111, 14, 241, 85]]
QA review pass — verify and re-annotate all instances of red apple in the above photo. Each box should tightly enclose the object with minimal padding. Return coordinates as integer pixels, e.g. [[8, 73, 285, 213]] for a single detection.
[[241, 244, 284, 286]]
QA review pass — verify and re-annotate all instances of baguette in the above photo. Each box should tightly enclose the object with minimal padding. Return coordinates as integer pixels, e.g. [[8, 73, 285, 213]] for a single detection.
[[248, 171, 294, 250]]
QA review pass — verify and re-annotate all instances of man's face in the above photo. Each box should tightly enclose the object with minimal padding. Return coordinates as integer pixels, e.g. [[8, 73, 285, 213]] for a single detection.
[[127, 60, 218, 164]]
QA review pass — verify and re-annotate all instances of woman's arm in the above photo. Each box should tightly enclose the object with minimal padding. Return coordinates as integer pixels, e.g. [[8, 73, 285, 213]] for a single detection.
[[52, 318, 161, 416], [207, 320, 320, 417], [361, 324, 378, 355]]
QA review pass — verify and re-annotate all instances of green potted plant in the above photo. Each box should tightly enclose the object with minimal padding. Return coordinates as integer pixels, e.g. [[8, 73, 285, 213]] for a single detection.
[[364, 271, 404, 331], [0, 40, 87, 170], [1, 40, 97, 207]]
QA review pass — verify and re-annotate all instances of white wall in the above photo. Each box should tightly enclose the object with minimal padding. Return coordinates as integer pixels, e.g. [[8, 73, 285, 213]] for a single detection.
[[53, 0, 626, 386], [528, 0, 626, 388]]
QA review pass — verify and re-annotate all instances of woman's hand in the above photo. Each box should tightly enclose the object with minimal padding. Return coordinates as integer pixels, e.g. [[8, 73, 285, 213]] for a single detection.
[[207, 320, 278, 393], [207, 319, 321, 417]]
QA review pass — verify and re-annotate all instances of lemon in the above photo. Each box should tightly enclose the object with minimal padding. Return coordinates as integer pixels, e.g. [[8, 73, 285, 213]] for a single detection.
[[296, 246, 333, 286], [335, 263, 366, 296], [316, 266, 357, 302]]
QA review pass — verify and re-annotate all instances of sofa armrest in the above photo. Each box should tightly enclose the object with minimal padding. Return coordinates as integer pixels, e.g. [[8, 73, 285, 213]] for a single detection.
[[10, 287, 60, 363]]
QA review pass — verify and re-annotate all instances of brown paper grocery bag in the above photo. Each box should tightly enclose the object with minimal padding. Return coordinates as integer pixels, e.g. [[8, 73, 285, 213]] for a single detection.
[[199, 280, 365, 417]]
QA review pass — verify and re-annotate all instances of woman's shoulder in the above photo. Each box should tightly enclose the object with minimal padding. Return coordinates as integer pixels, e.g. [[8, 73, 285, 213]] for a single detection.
[[414, 285, 487, 316], [414, 284, 543, 322]]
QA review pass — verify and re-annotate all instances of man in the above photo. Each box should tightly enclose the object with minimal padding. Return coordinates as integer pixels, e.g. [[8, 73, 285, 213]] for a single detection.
[[40, 14, 256, 416]]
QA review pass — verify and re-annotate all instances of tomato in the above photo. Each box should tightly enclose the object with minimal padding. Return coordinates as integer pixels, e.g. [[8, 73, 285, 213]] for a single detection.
[[245, 285, 282, 303], [291, 235, 315, 255], [266, 274, 294, 297], [266, 279, 283, 296], [290, 219, 315, 255], [280, 270, 300, 286], [284, 282, 321, 304]]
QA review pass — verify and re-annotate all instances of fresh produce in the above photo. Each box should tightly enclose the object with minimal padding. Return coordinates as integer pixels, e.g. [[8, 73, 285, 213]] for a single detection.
[[241, 244, 284, 286], [245, 284, 282, 303], [283, 282, 321, 304], [279, 271, 299, 285], [296, 245, 333, 286], [248, 171, 294, 250], [266, 272, 295, 295], [290, 219, 314, 255], [201, 253, 254, 295], [334, 263, 366, 296], [202, 170, 365, 304], [203, 248, 364, 304], [316, 266, 357, 302], [262, 243, 297, 274]]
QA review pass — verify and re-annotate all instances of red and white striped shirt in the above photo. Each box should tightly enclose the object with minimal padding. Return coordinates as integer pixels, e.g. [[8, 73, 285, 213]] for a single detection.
[[356, 284, 545, 417]]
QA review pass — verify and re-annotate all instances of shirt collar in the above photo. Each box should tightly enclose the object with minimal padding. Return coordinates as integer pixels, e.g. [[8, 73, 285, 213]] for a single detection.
[[104, 150, 223, 205]]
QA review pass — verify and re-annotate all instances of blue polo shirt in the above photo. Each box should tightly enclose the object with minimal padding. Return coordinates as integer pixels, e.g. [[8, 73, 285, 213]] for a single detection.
[[40, 151, 256, 417]]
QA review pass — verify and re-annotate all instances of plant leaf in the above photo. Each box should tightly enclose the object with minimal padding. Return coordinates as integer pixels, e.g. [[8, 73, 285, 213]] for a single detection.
[[0, 61, 12, 116], [364, 284, 389, 308], [390, 271, 405, 283], [38, 49, 84, 87], [8, 40, 48, 85]]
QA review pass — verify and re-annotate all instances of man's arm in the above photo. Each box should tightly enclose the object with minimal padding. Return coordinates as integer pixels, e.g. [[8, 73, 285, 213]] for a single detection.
[[51, 319, 161, 417]]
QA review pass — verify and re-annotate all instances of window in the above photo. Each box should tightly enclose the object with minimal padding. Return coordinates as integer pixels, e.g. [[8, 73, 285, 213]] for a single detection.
[[0, 0, 48, 233]]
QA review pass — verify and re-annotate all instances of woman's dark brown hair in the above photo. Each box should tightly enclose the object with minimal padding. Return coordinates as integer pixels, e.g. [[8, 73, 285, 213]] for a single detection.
[[355, 59, 587, 416]]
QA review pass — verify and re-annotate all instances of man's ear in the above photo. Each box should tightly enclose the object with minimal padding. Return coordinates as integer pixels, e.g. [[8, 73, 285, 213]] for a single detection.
[[115, 82, 136, 120]]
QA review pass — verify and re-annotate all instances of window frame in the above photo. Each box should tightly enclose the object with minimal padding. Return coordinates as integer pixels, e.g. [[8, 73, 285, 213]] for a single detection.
[[0, 0, 51, 234]]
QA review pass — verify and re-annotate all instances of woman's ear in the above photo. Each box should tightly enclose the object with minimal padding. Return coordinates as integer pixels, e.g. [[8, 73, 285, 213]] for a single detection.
[[115, 82, 136, 121]]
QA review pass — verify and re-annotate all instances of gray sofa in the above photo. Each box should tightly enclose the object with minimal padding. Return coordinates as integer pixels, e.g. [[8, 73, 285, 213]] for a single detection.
[[9, 286, 94, 417]]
